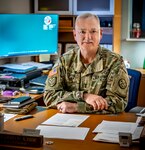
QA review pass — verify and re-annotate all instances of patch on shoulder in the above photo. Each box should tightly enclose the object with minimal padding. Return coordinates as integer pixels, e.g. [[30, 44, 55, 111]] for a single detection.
[[49, 68, 57, 77], [48, 76, 57, 87], [118, 78, 127, 89]]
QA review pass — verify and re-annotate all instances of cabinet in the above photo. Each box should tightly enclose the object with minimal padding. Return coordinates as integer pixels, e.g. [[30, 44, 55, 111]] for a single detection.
[[34, 0, 114, 16], [34, 0, 73, 15], [58, 15, 113, 53], [126, 0, 145, 41], [73, 0, 114, 15], [34, 0, 121, 55]]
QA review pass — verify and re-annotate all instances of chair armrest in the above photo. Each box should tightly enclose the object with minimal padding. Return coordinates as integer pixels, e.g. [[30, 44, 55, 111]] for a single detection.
[[129, 106, 145, 113]]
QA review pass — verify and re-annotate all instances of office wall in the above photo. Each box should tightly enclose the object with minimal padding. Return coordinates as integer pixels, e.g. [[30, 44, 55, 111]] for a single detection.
[[0, 0, 30, 13], [121, 0, 145, 69], [0, 0, 144, 68], [0, 0, 32, 64]]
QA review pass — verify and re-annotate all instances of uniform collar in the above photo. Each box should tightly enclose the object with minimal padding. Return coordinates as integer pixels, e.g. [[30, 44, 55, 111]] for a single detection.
[[75, 46, 104, 74], [75, 49, 84, 73]]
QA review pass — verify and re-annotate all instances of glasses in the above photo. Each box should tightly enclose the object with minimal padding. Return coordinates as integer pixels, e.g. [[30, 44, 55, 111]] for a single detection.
[[76, 29, 100, 36]]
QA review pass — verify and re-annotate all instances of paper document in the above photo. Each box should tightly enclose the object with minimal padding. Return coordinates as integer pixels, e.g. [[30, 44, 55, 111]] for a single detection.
[[136, 113, 145, 116], [36, 125, 89, 140], [4, 114, 17, 122], [22, 61, 53, 70], [93, 127, 143, 143], [93, 120, 138, 134], [41, 113, 89, 127], [0, 63, 37, 73]]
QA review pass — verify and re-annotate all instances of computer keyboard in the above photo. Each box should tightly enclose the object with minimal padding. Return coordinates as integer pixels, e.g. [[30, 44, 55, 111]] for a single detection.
[[29, 75, 48, 86]]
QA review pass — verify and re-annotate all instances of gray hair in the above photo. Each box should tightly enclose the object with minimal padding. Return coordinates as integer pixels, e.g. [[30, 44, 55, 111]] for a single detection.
[[74, 13, 100, 28]]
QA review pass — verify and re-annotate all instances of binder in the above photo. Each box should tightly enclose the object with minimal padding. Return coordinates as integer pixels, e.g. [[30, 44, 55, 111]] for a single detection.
[[3, 98, 35, 108], [0, 63, 37, 73]]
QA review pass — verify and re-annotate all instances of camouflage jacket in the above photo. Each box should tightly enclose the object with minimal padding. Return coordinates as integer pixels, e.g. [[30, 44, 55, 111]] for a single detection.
[[44, 46, 129, 114]]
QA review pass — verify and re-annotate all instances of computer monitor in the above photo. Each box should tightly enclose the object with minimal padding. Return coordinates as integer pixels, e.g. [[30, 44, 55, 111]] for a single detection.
[[0, 14, 58, 58]]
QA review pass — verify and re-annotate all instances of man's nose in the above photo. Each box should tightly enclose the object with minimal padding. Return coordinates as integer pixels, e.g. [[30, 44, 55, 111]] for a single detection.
[[85, 32, 92, 40]]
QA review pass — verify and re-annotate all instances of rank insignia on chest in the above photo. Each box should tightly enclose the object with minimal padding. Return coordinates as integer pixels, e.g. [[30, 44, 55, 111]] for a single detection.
[[48, 77, 57, 87]]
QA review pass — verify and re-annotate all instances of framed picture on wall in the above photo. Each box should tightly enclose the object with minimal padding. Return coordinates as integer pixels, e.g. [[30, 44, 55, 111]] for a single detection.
[[65, 43, 78, 52]]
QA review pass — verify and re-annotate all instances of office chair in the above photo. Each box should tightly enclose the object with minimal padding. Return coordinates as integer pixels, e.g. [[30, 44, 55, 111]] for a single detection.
[[125, 68, 141, 112]]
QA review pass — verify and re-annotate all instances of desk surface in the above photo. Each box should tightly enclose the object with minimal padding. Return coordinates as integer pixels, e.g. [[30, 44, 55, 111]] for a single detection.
[[136, 68, 145, 77], [2, 108, 140, 150]]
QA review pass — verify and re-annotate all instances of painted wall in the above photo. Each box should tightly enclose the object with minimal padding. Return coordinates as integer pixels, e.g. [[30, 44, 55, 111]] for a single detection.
[[0, 0, 30, 13], [0, 0, 144, 68], [121, 0, 145, 69]]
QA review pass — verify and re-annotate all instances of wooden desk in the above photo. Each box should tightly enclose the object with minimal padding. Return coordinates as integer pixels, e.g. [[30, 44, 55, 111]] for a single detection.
[[1, 107, 140, 150]]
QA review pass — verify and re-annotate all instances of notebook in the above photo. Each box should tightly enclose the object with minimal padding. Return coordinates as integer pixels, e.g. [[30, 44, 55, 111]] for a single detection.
[[29, 75, 48, 86], [3, 98, 35, 108]]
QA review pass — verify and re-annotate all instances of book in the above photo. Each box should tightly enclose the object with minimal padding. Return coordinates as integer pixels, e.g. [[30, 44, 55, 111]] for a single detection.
[[3, 98, 35, 108], [21, 61, 53, 70], [0, 63, 37, 73], [9, 96, 31, 105]]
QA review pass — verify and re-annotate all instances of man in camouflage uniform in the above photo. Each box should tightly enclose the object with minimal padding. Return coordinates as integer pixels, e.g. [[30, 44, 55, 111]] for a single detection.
[[44, 13, 129, 114]]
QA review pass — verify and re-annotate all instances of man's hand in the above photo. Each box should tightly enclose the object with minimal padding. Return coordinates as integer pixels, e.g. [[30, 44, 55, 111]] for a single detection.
[[83, 93, 108, 110], [57, 102, 78, 113]]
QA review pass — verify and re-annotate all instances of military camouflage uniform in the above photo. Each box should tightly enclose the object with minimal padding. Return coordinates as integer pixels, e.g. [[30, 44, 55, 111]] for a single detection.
[[44, 46, 129, 114]]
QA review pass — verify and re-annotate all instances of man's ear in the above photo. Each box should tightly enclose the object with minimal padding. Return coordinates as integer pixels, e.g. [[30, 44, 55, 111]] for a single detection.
[[73, 29, 77, 41], [100, 28, 103, 40]]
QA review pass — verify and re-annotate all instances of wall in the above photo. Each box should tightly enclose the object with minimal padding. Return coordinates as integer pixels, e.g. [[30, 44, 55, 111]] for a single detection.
[[0, 0, 144, 68], [121, 0, 145, 69], [0, 0, 32, 65]]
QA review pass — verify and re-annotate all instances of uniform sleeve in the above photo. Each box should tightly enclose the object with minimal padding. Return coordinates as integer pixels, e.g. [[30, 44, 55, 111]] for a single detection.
[[43, 59, 84, 109], [105, 56, 130, 113], [77, 56, 129, 114]]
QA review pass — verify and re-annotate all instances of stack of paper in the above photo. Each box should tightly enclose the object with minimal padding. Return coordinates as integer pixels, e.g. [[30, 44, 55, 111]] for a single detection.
[[21, 61, 53, 70], [41, 113, 89, 127], [0, 63, 37, 73], [36, 125, 89, 140], [36, 113, 90, 140], [92, 120, 142, 143]]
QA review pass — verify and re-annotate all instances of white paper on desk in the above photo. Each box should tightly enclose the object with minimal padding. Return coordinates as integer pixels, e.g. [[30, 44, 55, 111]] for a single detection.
[[93, 132, 119, 143], [36, 125, 89, 140], [93, 120, 138, 134], [136, 113, 145, 116], [93, 127, 143, 143], [4, 113, 16, 122], [41, 113, 89, 127]]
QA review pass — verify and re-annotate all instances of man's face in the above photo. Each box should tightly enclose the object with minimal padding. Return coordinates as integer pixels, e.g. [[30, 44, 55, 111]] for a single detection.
[[73, 16, 102, 53]]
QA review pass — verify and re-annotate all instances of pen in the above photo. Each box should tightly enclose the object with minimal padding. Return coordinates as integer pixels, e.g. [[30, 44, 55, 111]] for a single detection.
[[14, 115, 34, 121]]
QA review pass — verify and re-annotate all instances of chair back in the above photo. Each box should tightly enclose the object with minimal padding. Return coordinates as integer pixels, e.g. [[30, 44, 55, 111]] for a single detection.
[[125, 69, 141, 112]]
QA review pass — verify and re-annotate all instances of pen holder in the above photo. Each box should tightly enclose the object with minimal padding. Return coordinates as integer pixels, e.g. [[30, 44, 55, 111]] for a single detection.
[[0, 113, 4, 132]]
